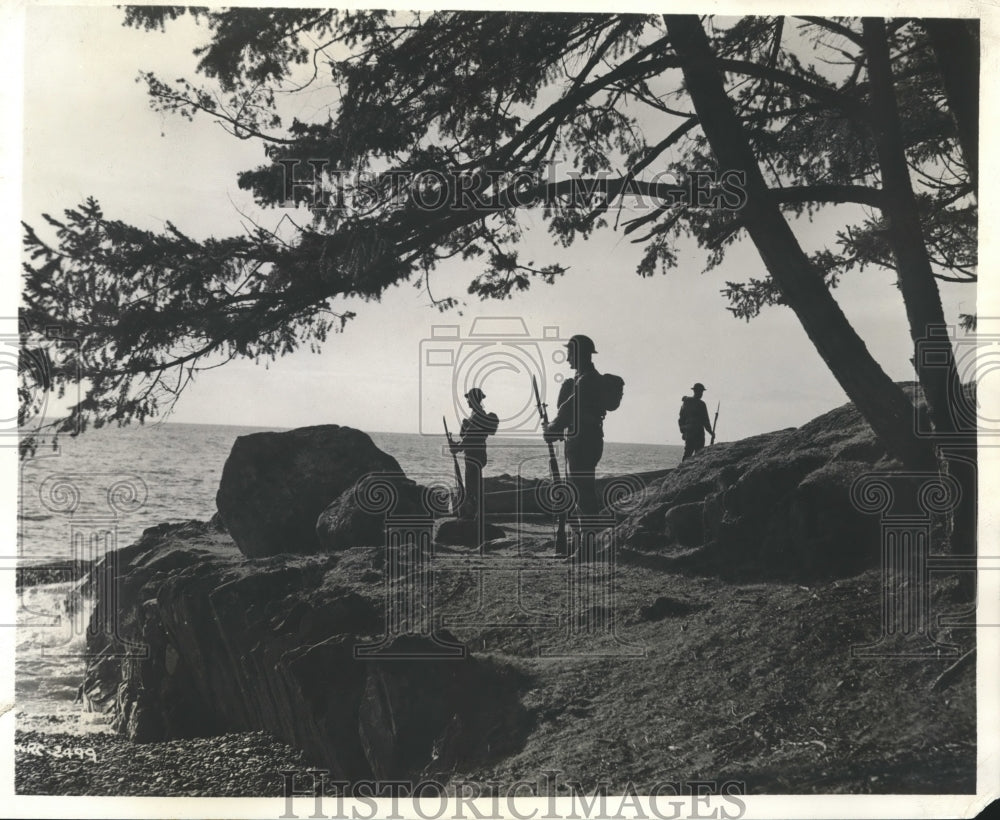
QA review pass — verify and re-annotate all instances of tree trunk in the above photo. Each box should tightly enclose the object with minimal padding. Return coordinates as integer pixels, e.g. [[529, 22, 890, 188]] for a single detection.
[[862, 18, 961, 438], [862, 19, 975, 571], [663, 14, 936, 470], [921, 18, 979, 194]]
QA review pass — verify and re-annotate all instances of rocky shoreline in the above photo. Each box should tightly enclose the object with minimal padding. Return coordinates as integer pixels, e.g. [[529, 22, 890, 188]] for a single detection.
[[16, 559, 94, 590], [16, 385, 977, 795]]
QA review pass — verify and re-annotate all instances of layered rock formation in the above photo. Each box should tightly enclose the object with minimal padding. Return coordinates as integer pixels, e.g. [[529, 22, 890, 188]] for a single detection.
[[82, 521, 530, 780]]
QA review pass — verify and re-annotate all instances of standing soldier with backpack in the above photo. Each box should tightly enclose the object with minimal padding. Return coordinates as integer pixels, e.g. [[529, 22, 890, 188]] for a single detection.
[[544, 334, 623, 520], [678, 382, 714, 460]]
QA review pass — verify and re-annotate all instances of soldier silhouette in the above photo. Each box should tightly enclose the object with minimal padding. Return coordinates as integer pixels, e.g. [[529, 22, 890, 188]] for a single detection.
[[678, 382, 714, 460], [544, 334, 606, 521], [449, 387, 499, 519]]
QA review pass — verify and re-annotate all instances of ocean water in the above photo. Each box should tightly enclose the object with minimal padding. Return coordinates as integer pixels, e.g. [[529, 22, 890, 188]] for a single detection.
[[17, 423, 682, 563], [14, 423, 680, 733]]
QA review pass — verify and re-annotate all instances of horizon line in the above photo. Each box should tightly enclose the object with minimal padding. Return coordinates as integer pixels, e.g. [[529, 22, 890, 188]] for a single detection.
[[155, 420, 683, 448]]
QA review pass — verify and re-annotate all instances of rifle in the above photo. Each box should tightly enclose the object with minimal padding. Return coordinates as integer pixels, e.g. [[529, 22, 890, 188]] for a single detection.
[[532, 375, 568, 555], [443, 416, 465, 515], [710, 401, 720, 445]]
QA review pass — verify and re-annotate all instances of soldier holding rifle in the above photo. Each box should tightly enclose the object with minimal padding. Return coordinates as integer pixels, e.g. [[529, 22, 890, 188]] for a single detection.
[[442, 416, 465, 516], [543, 334, 607, 518], [448, 387, 499, 520], [678, 382, 715, 460]]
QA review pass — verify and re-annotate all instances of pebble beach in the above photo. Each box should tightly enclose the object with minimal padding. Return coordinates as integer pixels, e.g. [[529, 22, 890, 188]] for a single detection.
[[14, 579, 317, 797], [15, 728, 313, 797]]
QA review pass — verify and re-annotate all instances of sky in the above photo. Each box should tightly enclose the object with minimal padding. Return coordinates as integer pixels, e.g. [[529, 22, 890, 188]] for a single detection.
[[11, 4, 985, 445]]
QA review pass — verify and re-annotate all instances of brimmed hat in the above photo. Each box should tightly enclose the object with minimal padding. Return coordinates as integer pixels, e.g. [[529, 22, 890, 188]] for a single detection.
[[691, 383, 706, 391], [465, 387, 486, 401], [565, 334, 597, 355]]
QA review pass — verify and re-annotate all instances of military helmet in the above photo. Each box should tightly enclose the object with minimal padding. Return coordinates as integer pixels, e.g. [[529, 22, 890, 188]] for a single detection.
[[465, 387, 486, 401], [691, 382, 706, 391], [565, 334, 598, 355]]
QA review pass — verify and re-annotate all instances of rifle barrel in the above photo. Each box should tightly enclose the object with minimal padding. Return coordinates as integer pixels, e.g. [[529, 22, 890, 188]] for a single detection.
[[532, 375, 567, 553], [443, 415, 464, 498]]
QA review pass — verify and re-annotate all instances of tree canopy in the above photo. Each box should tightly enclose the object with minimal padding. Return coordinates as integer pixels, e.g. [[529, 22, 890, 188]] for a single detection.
[[21, 11, 977, 465]]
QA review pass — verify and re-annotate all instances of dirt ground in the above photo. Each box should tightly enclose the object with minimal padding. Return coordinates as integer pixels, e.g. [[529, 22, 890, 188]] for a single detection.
[[17, 515, 975, 797], [420, 516, 976, 795]]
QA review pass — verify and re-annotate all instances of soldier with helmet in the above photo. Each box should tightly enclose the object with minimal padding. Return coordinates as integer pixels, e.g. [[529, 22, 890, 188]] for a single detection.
[[450, 387, 499, 519], [679, 382, 714, 460], [544, 334, 607, 520]]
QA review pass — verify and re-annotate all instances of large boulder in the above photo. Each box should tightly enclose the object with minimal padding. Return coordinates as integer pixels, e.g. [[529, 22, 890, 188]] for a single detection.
[[216, 425, 405, 557]]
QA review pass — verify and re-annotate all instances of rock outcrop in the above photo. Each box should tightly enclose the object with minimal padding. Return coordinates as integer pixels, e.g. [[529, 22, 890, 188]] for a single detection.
[[618, 386, 939, 581], [315, 474, 428, 551], [482, 470, 673, 516], [433, 517, 506, 546], [83, 521, 531, 779], [215, 425, 405, 557], [74, 398, 975, 795]]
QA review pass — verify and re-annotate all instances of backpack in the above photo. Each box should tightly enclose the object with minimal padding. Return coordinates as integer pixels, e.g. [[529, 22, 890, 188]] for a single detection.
[[601, 373, 625, 412], [678, 396, 692, 428], [483, 411, 499, 436]]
